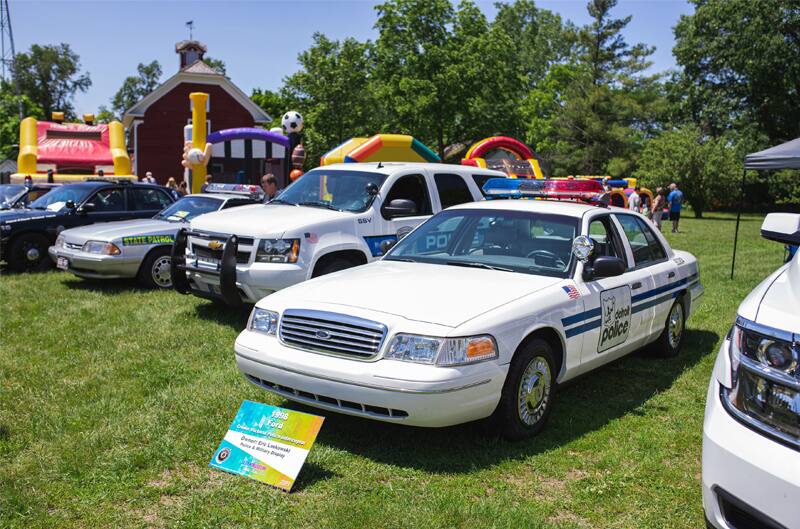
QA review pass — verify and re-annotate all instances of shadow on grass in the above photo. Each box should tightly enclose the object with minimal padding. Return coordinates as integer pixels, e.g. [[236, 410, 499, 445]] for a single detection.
[[62, 276, 140, 294], [194, 301, 251, 330], [292, 461, 339, 492], [280, 328, 718, 474]]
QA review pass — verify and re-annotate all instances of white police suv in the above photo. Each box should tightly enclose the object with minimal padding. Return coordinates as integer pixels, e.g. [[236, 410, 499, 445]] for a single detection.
[[233, 179, 703, 439], [171, 163, 504, 306], [702, 213, 800, 529]]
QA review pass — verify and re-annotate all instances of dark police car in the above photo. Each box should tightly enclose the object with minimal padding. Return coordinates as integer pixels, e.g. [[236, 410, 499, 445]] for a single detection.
[[0, 180, 176, 271]]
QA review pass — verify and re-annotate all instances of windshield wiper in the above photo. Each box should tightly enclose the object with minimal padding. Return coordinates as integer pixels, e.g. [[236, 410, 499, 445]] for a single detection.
[[385, 257, 416, 263], [298, 201, 341, 211], [446, 261, 514, 272], [268, 198, 297, 206]]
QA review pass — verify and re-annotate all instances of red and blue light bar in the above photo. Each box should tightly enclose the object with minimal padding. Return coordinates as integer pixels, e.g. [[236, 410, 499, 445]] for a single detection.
[[204, 183, 264, 198], [482, 178, 606, 204]]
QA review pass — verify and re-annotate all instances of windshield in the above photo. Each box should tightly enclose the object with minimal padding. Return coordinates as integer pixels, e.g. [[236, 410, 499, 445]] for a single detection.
[[29, 185, 94, 212], [0, 185, 25, 208], [385, 208, 579, 278], [274, 169, 387, 212], [154, 196, 223, 222]]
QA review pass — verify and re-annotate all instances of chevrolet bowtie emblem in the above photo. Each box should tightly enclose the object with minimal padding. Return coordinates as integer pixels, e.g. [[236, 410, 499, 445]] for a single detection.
[[208, 241, 223, 250]]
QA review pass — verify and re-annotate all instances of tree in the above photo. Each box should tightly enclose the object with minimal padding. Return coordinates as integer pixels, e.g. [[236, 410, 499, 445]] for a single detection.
[[279, 33, 377, 167], [673, 0, 800, 143], [526, 0, 664, 176], [250, 88, 288, 130], [108, 60, 162, 120], [12, 43, 91, 119], [637, 125, 741, 217], [203, 56, 226, 75], [0, 82, 43, 159]]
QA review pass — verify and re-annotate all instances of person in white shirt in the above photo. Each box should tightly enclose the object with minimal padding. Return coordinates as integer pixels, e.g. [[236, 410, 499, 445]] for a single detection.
[[628, 186, 641, 212], [142, 171, 156, 184]]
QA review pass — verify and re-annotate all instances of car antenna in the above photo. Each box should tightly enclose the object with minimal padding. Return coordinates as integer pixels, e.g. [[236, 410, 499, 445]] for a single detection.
[[377, 162, 383, 169]]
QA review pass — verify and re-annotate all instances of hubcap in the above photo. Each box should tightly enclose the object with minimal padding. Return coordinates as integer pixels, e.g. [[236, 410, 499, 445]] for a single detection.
[[517, 356, 551, 426], [668, 303, 684, 349], [151, 256, 173, 287], [25, 247, 40, 262]]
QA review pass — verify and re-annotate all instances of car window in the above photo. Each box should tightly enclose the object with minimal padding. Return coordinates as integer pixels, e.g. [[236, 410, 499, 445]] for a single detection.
[[131, 188, 172, 210], [614, 214, 655, 267], [91, 188, 126, 212], [471, 174, 497, 197], [636, 217, 667, 261], [587, 216, 625, 262], [382, 174, 432, 218], [434, 173, 473, 209]]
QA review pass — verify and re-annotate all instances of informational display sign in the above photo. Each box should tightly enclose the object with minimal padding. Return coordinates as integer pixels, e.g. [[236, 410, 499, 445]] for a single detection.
[[209, 400, 324, 492]]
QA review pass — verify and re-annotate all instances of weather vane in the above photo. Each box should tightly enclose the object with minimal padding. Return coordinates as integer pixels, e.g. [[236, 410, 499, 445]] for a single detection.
[[186, 20, 194, 40]]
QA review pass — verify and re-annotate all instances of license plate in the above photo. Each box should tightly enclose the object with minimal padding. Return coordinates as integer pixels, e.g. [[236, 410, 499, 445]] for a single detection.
[[56, 256, 69, 270]]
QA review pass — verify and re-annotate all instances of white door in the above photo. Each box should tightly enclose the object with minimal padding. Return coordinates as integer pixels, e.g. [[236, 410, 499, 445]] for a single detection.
[[368, 171, 436, 257]]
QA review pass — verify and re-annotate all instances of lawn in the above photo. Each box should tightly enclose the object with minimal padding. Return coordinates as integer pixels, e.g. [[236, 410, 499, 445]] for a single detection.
[[0, 212, 782, 529]]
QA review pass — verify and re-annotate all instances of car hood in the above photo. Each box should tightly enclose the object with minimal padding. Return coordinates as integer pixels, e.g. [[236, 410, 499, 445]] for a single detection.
[[0, 208, 60, 224], [60, 218, 175, 243], [189, 203, 348, 237], [266, 260, 563, 328], [747, 256, 800, 331]]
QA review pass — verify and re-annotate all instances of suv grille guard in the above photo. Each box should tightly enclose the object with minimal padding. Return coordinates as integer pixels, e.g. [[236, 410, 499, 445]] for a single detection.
[[171, 228, 243, 307]]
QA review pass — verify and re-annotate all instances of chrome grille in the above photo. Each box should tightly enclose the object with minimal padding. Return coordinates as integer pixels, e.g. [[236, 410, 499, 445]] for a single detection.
[[187, 232, 252, 264], [279, 309, 387, 359], [65, 241, 83, 250]]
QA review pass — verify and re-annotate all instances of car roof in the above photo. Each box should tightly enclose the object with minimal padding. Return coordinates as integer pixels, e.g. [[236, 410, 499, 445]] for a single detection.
[[313, 162, 506, 176], [447, 197, 611, 218]]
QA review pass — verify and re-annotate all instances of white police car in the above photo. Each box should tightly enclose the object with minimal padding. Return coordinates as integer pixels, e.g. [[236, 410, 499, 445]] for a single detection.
[[171, 163, 505, 306], [233, 179, 703, 439], [702, 213, 800, 529], [49, 184, 263, 288]]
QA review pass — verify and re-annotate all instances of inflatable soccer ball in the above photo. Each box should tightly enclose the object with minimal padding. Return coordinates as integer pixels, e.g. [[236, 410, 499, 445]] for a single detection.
[[282, 111, 304, 133]]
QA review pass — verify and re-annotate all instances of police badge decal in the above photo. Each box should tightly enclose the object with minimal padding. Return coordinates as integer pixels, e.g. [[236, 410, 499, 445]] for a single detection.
[[598, 286, 632, 353]]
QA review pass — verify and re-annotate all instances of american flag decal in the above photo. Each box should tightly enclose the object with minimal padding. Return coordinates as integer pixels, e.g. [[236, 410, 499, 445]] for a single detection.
[[562, 285, 581, 300]]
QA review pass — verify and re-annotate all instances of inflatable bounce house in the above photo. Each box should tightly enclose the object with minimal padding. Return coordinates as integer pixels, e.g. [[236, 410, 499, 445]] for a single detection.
[[461, 136, 546, 179], [12, 113, 135, 183], [320, 134, 440, 166]]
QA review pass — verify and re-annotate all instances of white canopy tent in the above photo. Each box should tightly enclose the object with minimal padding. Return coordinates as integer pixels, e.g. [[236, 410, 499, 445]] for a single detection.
[[731, 138, 800, 277]]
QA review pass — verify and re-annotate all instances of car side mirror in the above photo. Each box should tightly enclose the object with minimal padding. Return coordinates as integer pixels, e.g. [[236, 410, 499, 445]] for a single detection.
[[383, 199, 417, 218], [761, 213, 800, 245], [379, 238, 397, 254], [585, 256, 626, 280], [77, 202, 95, 214], [366, 182, 379, 196], [65, 200, 76, 210]]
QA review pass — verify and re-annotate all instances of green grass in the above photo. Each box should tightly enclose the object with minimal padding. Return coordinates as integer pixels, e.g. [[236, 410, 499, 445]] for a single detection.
[[0, 212, 782, 528]]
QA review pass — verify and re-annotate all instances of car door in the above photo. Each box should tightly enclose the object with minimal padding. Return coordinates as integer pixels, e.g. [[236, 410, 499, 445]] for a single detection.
[[373, 171, 436, 248], [610, 213, 667, 344], [627, 216, 674, 339], [129, 187, 174, 219], [577, 213, 655, 369], [82, 187, 131, 223]]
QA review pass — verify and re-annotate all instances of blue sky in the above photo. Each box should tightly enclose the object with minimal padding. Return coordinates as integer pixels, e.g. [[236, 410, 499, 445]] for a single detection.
[[11, 0, 692, 113]]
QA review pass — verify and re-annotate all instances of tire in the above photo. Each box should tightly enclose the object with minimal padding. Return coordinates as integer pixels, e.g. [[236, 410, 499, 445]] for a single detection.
[[313, 257, 353, 277], [492, 338, 557, 441], [138, 247, 173, 289], [651, 297, 686, 357], [7, 233, 52, 272]]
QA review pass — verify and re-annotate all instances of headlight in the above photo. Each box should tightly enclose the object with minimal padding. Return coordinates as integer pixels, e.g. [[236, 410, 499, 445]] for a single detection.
[[82, 240, 121, 255], [55, 235, 65, 248], [255, 238, 299, 263], [249, 308, 279, 335], [385, 333, 497, 366], [724, 320, 799, 448]]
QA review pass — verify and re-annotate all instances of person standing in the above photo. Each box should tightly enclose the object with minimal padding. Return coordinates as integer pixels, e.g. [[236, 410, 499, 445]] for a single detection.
[[628, 186, 641, 212], [651, 187, 665, 231], [667, 182, 684, 233], [165, 177, 179, 193], [260, 173, 281, 202], [178, 181, 188, 196], [200, 174, 212, 192], [142, 171, 156, 184]]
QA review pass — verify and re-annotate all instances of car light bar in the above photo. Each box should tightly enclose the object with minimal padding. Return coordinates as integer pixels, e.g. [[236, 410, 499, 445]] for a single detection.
[[204, 183, 264, 198], [482, 178, 607, 204]]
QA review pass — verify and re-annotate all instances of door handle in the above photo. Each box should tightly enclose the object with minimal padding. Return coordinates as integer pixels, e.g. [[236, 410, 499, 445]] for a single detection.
[[631, 281, 642, 290], [668, 271, 676, 279]]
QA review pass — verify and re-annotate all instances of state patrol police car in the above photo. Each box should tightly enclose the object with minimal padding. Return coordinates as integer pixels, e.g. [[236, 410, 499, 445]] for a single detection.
[[172, 163, 504, 306], [233, 179, 703, 439], [49, 184, 263, 288]]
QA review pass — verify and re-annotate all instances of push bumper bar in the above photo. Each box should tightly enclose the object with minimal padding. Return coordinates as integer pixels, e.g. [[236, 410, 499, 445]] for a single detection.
[[171, 228, 243, 307]]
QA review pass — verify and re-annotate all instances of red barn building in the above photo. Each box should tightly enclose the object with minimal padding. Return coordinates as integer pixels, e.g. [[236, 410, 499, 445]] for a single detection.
[[123, 41, 272, 185]]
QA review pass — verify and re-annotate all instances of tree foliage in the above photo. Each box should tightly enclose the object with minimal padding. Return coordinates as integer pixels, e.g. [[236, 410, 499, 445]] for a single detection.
[[12, 43, 91, 120], [0, 82, 43, 159], [106, 60, 162, 120]]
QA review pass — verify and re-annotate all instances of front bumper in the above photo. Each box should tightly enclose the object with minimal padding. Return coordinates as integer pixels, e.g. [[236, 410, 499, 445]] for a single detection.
[[702, 367, 800, 528], [234, 329, 507, 427], [48, 245, 140, 279]]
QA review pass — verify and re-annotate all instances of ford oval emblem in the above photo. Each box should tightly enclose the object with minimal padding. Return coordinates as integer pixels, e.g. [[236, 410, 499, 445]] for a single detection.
[[315, 330, 331, 340]]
